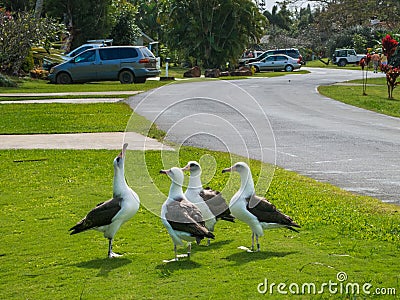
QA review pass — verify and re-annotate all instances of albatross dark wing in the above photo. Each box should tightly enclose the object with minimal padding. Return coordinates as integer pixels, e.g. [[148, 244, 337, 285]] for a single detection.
[[200, 187, 235, 222], [69, 197, 122, 234], [165, 198, 215, 242], [245, 194, 300, 232]]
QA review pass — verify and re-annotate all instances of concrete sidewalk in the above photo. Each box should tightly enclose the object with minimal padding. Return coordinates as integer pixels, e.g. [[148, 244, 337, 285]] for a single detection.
[[0, 132, 174, 151], [0, 91, 143, 97], [0, 94, 173, 151]]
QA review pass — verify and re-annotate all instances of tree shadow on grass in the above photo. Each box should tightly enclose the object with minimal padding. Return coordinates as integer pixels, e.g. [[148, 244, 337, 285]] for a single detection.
[[224, 250, 297, 266], [74, 257, 132, 277]]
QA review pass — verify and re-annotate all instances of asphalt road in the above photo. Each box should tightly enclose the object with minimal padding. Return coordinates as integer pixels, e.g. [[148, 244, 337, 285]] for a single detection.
[[127, 68, 400, 204]]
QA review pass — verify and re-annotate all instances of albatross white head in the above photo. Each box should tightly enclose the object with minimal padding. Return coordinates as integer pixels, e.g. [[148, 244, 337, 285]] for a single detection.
[[222, 162, 255, 199], [160, 167, 185, 198], [182, 161, 202, 190]]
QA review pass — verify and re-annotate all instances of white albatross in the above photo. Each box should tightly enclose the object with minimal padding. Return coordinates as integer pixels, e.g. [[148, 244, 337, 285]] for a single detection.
[[182, 161, 234, 245], [160, 167, 215, 262], [69, 143, 140, 258], [222, 162, 300, 252]]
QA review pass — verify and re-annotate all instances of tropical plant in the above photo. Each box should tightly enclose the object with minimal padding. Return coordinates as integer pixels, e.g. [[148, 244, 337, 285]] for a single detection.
[[160, 0, 266, 69], [0, 9, 65, 75], [110, 0, 140, 45], [381, 34, 400, 99]]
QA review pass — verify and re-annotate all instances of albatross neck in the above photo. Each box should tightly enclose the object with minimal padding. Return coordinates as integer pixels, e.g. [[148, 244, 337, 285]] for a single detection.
[[113, 164, 128, 196], [188, 173, 202, 192], [239, 169, 255, 198], [169, 180, 184, 199]]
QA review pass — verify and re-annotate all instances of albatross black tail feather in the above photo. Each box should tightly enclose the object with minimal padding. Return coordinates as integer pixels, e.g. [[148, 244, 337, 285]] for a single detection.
[[69, 221, 89, 235]]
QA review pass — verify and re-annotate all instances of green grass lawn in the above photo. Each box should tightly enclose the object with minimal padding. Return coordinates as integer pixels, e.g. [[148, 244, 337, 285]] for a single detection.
[[0, 103, 132, 134], [305, 59, 363, 70], [0, 148, 398, 299], [318, 77, 400, 118]]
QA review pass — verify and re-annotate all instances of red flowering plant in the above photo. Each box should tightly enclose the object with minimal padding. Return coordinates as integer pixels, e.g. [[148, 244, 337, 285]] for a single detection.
[[381, 34, 399, 99]]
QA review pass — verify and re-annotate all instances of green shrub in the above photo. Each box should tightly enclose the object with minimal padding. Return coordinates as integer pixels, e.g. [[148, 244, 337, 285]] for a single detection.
[[0, 73, 18, 87], [21, 51, 34, 74]]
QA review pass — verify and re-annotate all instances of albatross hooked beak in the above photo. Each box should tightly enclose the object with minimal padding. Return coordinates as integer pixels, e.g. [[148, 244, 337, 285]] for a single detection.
[[222, 166, 234, 173], [118, 143, 128, 159], [181, 164, 191, 172]]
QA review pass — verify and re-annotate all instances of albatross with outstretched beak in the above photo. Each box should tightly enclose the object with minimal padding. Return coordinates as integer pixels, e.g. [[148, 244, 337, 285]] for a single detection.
[[69, 143, 140, 258]]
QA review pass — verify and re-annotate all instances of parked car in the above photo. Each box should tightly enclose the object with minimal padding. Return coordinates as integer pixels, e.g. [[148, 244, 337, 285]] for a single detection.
[[238, 50, 264, 65], [332, 49, 365, 67], [48, 46, 161, 84], [247, 48, 304, 65], [246, 54, 302, 72], [61, 39, 113, 61]]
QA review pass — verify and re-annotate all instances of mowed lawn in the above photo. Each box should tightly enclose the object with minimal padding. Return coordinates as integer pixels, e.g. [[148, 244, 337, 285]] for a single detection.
[[0, 148, 399, 299], [1, 77, 399, 299]]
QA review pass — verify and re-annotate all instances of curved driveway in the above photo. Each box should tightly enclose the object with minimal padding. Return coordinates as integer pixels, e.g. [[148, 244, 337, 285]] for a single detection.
[[127, 68, 399, 203]]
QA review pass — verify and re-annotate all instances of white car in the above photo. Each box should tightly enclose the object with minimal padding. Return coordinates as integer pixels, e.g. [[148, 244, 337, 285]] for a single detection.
[[247, 54, 302, 72]]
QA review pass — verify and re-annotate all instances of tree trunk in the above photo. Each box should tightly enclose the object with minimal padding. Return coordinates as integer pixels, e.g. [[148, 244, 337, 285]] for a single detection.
[[34, 0, 44, 19]]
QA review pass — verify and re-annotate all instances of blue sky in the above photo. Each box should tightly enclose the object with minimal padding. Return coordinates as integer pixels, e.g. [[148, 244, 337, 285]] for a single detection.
[[265, 0, 314, 11]]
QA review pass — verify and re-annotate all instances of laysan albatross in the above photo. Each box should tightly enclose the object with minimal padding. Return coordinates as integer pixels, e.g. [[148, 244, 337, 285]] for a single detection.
[[222, 162, 300, 252], [182, 161, 234, 245], [69, 143, 140, 258], [160, 167, 215, 262]]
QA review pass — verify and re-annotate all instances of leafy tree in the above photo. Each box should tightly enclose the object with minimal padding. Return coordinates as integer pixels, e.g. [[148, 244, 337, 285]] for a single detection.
[[159, 0, 265, 68], [161, 0, 266, 69], [0, 9, 64, 75], [45, 0, 114, 50], [1, 0, 36, 11], [130, 0, 161, 40], [263, 4, 292, 31], [110, 0, 140, 45]]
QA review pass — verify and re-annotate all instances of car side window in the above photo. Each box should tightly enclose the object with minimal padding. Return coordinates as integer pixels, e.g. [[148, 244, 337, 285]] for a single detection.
[[75, 50, 95, 63], [348, 50, 356, 56], [266, 56, 275, 62], [276, 56, 287, 61], [100, 48, 138, 60]]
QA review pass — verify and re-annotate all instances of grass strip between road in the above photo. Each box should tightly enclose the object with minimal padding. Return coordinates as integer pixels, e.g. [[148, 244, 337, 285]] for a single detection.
[[319, 77, 400, 118]]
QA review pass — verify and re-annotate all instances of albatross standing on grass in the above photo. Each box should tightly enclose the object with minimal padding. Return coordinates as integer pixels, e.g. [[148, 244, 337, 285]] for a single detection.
[[160, 167, 215, 262], [69, 143, 140, 258], [182, 161, 234, 245], [222, 162, 300, 252]]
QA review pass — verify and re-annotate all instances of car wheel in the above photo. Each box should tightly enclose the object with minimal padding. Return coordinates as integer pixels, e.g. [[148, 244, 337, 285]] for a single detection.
[[56, 72, 72, 84], [285, 64, 294, 72], [254, 66, 260, 73], [119, 70, 134, 84], [338, 59, 347, 67], [134, 77, 146, 84]]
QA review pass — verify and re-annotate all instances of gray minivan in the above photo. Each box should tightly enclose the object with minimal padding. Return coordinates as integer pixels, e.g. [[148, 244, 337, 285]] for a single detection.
[[48, 46, 160, 84]]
